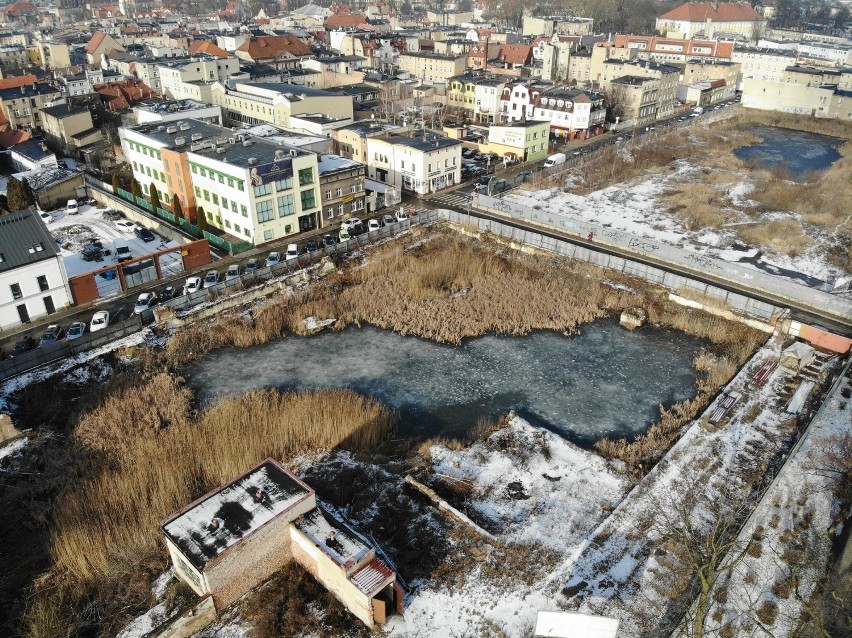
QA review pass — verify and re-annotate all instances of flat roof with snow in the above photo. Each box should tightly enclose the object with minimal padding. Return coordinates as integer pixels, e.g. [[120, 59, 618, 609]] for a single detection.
[[162, 459, 313, 570], [293, 505, 372, 568], [535, 611, 620, 638]]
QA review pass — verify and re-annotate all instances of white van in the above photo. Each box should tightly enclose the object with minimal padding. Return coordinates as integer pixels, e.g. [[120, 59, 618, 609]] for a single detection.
[[543, 153, 566, 168]]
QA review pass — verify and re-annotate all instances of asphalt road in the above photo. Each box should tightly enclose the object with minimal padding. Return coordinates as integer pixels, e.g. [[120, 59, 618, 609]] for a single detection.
[[0, 100, 741, 355]]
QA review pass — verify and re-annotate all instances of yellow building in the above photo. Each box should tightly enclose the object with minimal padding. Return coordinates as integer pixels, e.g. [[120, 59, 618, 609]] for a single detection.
[[399, 52, 467, 84]]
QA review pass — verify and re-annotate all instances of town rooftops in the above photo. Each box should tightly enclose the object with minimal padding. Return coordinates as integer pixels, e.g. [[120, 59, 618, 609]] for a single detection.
[[611, 74, 657, 86], [0, 208, 59, 273], [39, 104, 90, 119], [317, 153, 363, 176], [12, 166, 78, 192], [382, 133, 462, 152], [135, 99, 215, 114], [401, 51, 465, 61], [659, 2, 764, 22], [162, 459, 314, 571], [11, 139, 52, 161], [0, 84, 60, 100]]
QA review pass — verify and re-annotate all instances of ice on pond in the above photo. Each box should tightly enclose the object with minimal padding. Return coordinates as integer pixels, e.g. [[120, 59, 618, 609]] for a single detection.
[[186, 321, 705, 445]]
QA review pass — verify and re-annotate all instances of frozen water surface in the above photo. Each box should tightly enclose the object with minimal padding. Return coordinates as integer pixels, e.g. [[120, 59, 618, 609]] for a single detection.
[[734, 126, 841, 179], [186, 321, 705, 445]]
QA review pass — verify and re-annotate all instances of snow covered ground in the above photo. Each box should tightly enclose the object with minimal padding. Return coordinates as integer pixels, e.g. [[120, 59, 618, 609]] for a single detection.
[[700, 360, 852, 638], [45, 204, 183, 298], [503, 162, 847, 285], [395, 416, 630, 636]]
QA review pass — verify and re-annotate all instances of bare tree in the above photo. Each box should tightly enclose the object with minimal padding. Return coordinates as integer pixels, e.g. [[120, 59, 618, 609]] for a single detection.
[[602, 84, 629, 125], [646, 477, 757, 638]]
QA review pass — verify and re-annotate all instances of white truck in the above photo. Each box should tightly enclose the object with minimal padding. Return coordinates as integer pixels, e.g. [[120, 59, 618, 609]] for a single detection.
[[691, 106, 704, 117], [543, 153, 566, 168]]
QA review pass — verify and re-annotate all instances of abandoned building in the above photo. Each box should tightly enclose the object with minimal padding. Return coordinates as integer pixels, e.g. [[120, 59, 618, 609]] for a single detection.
[[161, 459, 403, 626]]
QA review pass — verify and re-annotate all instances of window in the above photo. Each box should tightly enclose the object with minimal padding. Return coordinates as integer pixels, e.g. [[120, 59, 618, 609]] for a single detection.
[[337, 204, 344, 216], [228, 178, 234, 188], [10, 283, 22, 300], [326, 206, 334, 218], [203, 190, 210, 201], [218, 174, 224, 184], [225, 219, 231, 229], [300, 189, 316, 210], [200, 168, 207, 177], [263, 229, 273, 241], [194, 186, 201, 197], [325, 190, 332, 200], [336, 188, 343, 197], [275, 177, 292, 191], [254, 183, 272, 197], [298, 168, 313, 186], [132, 161, 138, 171], [241, 205, 248, 217], [191, 164, 198, 174], [212, 194, 219, 205], [234, 224, 241, 233], [222, 197, 228, 209], [256, 200, 274, 222], [231, 201, 237, 213], [277, 194, 295, 216], [146, 166, 151, 177], [350, 184, 358, 193]]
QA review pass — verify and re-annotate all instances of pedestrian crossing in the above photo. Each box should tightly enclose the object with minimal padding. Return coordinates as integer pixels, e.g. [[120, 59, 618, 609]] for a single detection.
[[426, 192, 472, 209]]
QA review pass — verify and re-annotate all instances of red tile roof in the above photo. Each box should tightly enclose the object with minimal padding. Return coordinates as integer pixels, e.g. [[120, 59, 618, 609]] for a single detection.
[[84, 31, 108, 55], [659, 2, 764, 22], [0, 74, 36, 90], [0, 128, 29, 148], [94, 79, 157, 111], [236, 35, 312, 60], [498, 44, 532, 66], [325, 13, 367, 28], [3, 2, 37, 17], [189, 40, 230, 58]]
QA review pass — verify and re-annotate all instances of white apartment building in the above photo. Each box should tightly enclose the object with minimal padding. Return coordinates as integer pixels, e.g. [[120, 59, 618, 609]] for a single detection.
[[531, 88, 606, 137], [366, 133, 461, 196], [158, 55, 241, 99], [0, 210, 72, 329], [499, 82, 554, 123], [731, 48, 799, 89], [473, 78, 505, 124], [120, 120, 323, 244]]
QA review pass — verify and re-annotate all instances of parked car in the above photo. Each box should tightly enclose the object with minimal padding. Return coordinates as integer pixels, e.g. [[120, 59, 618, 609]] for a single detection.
[[203, 270, 220, 288], [338, 228, 351, 242], [135, 227, 156, 242], [66, 199, 79, 214], [159, 286, 176, 301], [342, 217, 363, 232], [244, 258, 260, 273], [113, 241, 132, 262], [462, 148, 477, 159], [491, 179, 511, 194], [265, 252, 281, 267], [225, 264, 242, 281], [38, 324, 65, 347], [322, 234, 335, 247], [81, 244, 103, 262], [66, 321, 86, 340], [38, 211, 53, 224], [114, 220, 138, 233], [102, 209, 121, 221], [10, 335, 37, 357], [468, 165, 486, 176], [303, 239, 319, 253], [90, 311, 110, 333], [517, 170, 533, 182], [368, 218, 381, 231], [285, 243, 299, 259], [395, 208, 409, 222], [382, 214, 396, 226], [133, 292, 157, 314], [183, 276, 202, 296]]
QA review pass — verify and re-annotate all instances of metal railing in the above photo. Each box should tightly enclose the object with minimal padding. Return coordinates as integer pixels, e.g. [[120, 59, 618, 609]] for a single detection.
[[161, 210, 440, 312], [0, 314, 145, 381]]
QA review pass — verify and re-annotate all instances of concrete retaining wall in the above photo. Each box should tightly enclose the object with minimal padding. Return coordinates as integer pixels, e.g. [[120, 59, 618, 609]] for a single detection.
[[145, 596, 216, 638], [89, 187, 195, 247]]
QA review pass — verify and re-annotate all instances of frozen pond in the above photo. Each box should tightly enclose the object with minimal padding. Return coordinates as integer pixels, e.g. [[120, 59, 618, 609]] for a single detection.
[[734, 126, 842, 178], [186, 321, 705, 445]]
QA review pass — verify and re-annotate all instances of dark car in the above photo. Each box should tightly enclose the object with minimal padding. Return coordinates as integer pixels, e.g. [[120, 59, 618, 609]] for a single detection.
[[81, 244, 103, 262], [135, 227, 156, 242], [67, 321, 86, 340], [159, 286, 176, 301], [491, 179, 511, 194], [322, 234, 336, 247], [303, 239, 320, 253], [244, 258, 260, 274], [38, 324, 65, 347], [10, 335, 37, 357], [516, 170, 533, 182], [102, 209, 121, 221], [462, 148, 477, 159]]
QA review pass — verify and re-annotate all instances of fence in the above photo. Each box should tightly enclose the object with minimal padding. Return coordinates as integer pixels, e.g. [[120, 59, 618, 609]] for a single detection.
[[202, 230, 253, 255], [160, 210, 441, 312], [0, 314, 145, 381], [462, 195, 852, 327]]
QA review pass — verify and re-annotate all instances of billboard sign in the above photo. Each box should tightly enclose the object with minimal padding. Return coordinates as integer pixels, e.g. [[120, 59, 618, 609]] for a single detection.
[[249, 158, 294, 186]]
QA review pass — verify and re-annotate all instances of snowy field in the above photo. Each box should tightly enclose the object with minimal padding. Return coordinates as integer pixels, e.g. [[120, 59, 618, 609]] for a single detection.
[[503, 162, 847, 286], [45, 204, 183, 298]]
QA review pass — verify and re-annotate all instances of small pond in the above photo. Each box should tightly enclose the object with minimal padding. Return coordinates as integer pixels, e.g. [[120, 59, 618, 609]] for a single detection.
[[186, 321, 706, 446], [734, 126, 842, 178]]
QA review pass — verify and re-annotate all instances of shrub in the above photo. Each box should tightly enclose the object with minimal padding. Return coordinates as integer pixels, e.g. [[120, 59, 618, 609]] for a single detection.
[[757, 599, 778, 625]]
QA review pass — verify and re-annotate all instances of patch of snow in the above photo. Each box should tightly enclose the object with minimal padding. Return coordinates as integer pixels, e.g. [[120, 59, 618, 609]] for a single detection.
[[0, 436, 28, 461], [151, 569, 174, 600], [116, 603, 166, 638]]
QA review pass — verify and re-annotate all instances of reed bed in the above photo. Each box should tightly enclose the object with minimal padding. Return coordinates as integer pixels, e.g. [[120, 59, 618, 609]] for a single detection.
[[49, 380, 396, 591]]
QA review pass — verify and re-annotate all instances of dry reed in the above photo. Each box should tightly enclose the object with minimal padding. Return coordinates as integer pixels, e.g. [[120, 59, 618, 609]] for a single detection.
[[50, 380, 396, 586]]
